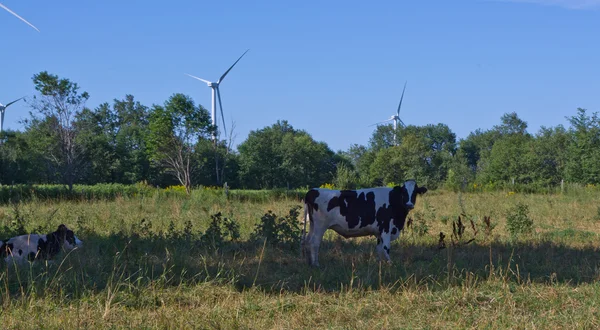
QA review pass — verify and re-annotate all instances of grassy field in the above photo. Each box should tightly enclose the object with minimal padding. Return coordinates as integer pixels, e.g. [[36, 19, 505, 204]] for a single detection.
[[1, 188, 600, 329]]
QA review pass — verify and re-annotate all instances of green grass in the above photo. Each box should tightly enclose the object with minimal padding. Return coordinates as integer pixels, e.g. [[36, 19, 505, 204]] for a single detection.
[[1, 190, 599, 328]]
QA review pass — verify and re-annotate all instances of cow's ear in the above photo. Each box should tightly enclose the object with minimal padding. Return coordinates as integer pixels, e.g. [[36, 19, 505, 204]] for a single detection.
[[416, 186, 428, 195], [57, 224, 67, 233]]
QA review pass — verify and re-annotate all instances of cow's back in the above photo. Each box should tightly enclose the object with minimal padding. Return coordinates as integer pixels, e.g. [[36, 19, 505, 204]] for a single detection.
[[3, 234, 45, 262]]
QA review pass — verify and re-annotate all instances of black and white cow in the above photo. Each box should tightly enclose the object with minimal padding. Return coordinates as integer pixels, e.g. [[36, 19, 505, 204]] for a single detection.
[[301, 179, 427, 267], [0, 224, 83, 264]]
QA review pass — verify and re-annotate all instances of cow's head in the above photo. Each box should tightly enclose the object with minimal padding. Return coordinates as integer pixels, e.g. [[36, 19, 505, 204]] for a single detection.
[[401, 179, 427, 210], [55, 224, 83, 250]]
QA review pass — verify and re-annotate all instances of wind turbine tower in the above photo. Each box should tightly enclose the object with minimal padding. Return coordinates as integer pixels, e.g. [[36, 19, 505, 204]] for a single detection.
[[185, 49, 249, 141], [0, 2, 39, 31], [370, 81, 407, 145]]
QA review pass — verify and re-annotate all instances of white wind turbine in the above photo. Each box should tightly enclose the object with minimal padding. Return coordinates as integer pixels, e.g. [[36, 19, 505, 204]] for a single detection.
[[370, 81, 407, 146], [0, 2, 39, 32], [0, 96, 24, 133], [185, 49, 249, 141]]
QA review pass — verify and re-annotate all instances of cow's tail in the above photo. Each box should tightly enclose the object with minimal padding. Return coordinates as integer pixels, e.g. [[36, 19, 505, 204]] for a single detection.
[[301, 199, 313, 258]]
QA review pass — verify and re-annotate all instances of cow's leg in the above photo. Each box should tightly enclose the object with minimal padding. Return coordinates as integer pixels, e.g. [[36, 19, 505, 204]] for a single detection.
[[303, 225, 313, 265], [379, 233, 392, 263], [301, 204, 309, 259], [308, 223, 328, 267], [376, 236, 385, 261]]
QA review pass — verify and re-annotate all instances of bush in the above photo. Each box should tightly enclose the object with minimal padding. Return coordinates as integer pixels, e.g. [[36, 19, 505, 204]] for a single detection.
[[410, 210, 429, 237], [250, 206, 302, 247], [505, 202, 534, 237], [200, 212, 241, 249]]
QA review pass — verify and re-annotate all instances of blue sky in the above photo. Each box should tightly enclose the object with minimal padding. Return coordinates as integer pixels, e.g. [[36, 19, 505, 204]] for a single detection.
[[1, 0, 599, 152]]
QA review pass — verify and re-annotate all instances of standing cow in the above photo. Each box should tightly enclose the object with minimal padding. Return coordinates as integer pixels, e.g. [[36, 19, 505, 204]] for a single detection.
[[301, 179, 427, 267]]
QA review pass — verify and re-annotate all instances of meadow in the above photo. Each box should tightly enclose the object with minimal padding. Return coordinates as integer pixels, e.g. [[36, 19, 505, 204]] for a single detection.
[[1, 186, 600, 329]]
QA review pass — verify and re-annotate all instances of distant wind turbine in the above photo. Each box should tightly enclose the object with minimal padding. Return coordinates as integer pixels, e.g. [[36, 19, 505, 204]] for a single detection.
[[185, 49, 249, 141], [369, 81, 407, 145], [0, 96, 25, 133], [0, 2, 39, 32]]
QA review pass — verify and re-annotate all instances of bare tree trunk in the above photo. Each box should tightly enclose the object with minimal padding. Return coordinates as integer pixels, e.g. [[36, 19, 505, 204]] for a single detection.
[[164, 140, 193, 195]]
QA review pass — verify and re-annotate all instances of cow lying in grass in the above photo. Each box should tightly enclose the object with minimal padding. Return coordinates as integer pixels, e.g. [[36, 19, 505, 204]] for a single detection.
[[0, 224, 83, 264], [301, 179, 427, 267]]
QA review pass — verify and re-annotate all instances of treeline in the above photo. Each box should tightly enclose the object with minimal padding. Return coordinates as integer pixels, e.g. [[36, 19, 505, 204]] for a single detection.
[[0, 71, 598, 192]]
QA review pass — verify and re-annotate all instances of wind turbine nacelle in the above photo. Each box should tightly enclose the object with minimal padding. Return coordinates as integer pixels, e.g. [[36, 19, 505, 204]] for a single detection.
[[208, 82, 218, 87]]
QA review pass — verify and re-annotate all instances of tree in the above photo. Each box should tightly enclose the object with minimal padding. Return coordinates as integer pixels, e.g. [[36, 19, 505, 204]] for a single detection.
[[403, 123, 457, 184], [445, 154, 474, 191], [365, 123, 457, 188], [111, 95, 150, 183], [192, 137, 239, 187], [458, 113, 527, 182], [530, 125, 569, 185], [147, 94, 213, 194], [370, 133, 432, 186], [0, 130, 31, 184], [75, 103, 116, 183], [343, 144, 377, 187], [564, 108, 600, 184], [368, 124, 397, 152], [27, 72, 90, 191], [494, 112, 528, 136], [237, 120, 337, 189], [459, 128, 500, 173], [73, 95, 151, 184], [478, 134, 534, 185]]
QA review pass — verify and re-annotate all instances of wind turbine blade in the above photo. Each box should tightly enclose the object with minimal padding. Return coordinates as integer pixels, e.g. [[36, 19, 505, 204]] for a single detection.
[[184, 73, 211, 85], [0, 3, 40, 32], [396, 81, 407, 117], [5, 97, 25, 108], [216, 87, 227, 139], [399, 119, 406, 127], [217, 49, 249, 84], [368, 119, 394, 127]]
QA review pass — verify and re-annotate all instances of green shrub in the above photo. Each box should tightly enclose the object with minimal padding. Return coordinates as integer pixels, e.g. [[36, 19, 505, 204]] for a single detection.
[[250, 206, 302, 247], [410, 210, 429, 237], [506, 202, 534, 237], [200, 212, 240, 249]]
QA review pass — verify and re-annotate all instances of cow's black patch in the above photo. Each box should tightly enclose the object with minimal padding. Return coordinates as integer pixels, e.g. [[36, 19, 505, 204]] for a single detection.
[[28, 252, 37, 261], [376, 203, 392, 234], [304, 189, 320, 225], [305, 189, 320, 212], [373, 187, 411, 235], [384, 246, 390, 253], [0, 241, 14, 258], [66, 231, 76, 246], [391, 228, 398, 235], [390, 187, 409, 231], [37, 236, 60, 259], [36, 225, 69, 260], [18, 249, 23, 256], [327, 191, 377, 229]]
